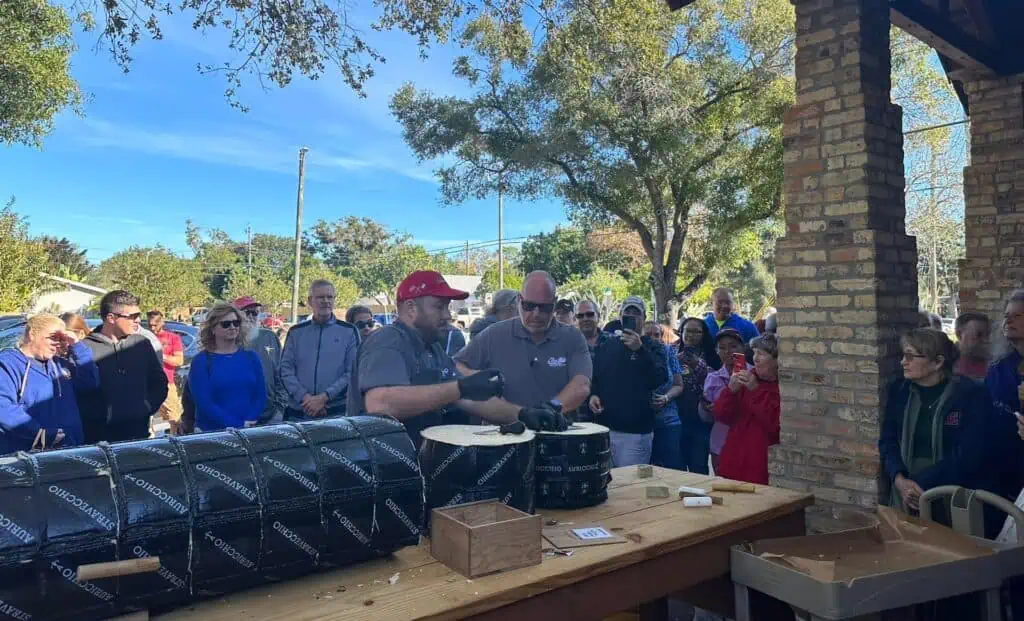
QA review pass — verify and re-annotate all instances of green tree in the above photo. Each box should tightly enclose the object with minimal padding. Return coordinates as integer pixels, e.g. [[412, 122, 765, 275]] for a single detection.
[[93, 246, 207, 311], [297, 259, 361, 310], [308, 216, 396, 271], [562, 266, 631, 319], [517, 227, 593, 284], [0, 199, 50, 312], [1, 0, 83, 147], [185, 220, 242, 300], [475, 249, 523, 297], [350, 243, 440, 310], [392, 0, 792, 320], [39, 235, 91, 280]]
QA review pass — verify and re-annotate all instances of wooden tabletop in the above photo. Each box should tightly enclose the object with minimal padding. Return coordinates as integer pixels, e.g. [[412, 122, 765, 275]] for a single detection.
[[158, 467, 813, 621]]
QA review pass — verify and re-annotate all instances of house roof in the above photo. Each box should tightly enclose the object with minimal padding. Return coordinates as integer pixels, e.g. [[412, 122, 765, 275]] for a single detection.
[[42, 274, 108, 296], [442, 275, 483, 297]]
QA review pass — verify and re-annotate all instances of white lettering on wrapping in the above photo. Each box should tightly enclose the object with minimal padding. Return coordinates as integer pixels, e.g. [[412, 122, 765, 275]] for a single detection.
[[0, 511, 33, 545], [0, 599, 31, 621], [124, 474, 188, 515], [141, 445, 176, 460], [370, 438, 419, 473], [207, 436, 244, 451], [203, 531, 255, 570], [47, 485, 115, 531], [443, 493, 464, 507], [261, 457, 318, 494], [132, 545, 186, 590], [66, 453, 105, 469], [535, 465, 561, 473], [272, 521, 318, 559], [0, 463, 26, 478], [384, 498, 419, 535], [194, 464, 257, 503], [266, 426, 302, 441], [476, 447, 516, 486], [319, 447, 373, 485], [331, 510, 371, 546], [568, 463, 601, 473], [50, 560, 115, 602], [430, 446, 465, 481]]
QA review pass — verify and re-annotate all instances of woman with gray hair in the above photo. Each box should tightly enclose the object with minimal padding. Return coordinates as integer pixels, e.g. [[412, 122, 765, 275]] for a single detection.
[[712, 333, 780, 484], [188, 302, 266, 432]]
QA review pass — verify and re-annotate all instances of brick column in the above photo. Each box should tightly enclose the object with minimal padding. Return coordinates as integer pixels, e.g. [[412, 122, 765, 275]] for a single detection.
[[772, 0, 918, 532], [959, 77, 1024, 321]]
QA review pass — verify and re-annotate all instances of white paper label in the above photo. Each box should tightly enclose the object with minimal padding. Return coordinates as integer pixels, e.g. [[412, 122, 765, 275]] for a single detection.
[[572, 527, 612, 540]]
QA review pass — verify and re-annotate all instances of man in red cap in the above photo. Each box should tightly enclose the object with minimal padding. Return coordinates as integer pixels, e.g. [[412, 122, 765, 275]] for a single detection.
[[348, 270, 568, 446], [233, 295, 285, 424]]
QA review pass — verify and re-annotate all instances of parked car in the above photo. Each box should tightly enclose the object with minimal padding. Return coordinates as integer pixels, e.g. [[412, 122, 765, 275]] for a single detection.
[[0, 318, 26, 352], [191, 309, 208, 326], [454, 306, 484, 330]]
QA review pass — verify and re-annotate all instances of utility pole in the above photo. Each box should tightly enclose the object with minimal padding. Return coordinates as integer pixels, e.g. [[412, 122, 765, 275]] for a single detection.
[[246, 224, 253, 289], [497, 174, 505, 289], [464, 241, 470, 274], [290, 147, 309, 324]]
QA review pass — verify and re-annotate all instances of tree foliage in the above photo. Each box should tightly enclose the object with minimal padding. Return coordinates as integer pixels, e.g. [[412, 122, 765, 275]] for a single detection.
[[0, 199, 50, 312], [309, 216, 397, 271], [1, 0, 83, 147], [475, 249, 523, 297], [39, 235, 91, 281], [392, 0, 793, 319], [93, 246, 207, 311], [517, 227, 593, 284]]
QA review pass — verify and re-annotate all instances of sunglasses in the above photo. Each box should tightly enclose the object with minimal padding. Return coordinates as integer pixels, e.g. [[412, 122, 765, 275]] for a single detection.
[[244, 308, 260, 317], [219, 319, 241, 329], [575, 311, 596, 319], [113, 312, 142, 321], [521, 300, 555, 313], [355, 320, 376, 330]]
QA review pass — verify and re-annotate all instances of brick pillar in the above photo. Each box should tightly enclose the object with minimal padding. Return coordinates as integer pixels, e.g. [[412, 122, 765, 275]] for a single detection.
[[959, 76, 1024, 321], [772, 0, 918, 532]]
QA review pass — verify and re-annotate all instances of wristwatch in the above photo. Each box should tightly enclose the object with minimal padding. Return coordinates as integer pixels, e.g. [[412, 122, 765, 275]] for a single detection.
[[547, 399, 563, 413]]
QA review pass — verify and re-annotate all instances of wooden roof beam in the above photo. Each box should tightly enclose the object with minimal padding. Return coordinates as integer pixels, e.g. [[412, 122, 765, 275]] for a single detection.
[[890, 0, 1010, 73]]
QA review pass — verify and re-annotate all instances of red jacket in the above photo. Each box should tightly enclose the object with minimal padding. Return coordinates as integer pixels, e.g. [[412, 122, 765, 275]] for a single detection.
[[713, 374, 780, 485]]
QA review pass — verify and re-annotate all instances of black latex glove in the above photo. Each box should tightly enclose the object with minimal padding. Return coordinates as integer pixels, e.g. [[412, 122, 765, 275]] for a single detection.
[[518, 406, 569, 432], [457, 369, 504, 401]]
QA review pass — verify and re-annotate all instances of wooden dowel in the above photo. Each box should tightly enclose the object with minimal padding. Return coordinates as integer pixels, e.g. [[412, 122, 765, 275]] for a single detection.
[[711, 482, 756, 493], [77, 557, 160, 581]]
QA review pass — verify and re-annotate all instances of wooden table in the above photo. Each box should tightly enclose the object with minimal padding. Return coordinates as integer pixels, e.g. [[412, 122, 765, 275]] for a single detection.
[[159, 467, 812, 621]]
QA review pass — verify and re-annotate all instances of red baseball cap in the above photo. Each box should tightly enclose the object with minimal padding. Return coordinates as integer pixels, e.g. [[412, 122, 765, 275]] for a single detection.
[[396, 271, 470, 303], [232, 295, 260, 310]]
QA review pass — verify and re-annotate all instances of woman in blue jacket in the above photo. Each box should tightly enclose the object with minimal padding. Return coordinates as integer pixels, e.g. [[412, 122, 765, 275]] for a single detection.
[[189, 302, 266, 432], [0, 314, 99, 454], [879, 328, 989, 516]]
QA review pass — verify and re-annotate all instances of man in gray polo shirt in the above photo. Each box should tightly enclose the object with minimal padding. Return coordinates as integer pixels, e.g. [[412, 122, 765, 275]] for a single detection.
[[455, 271, 592, 416]]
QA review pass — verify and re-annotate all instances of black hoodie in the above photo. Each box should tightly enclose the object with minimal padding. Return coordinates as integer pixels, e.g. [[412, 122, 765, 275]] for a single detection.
[[76, 328, 168, 443], [590, 334, 666, 434]]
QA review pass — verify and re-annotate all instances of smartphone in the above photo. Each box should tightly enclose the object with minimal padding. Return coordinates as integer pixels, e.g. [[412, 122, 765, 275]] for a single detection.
[[621, 316, 638, 333], [732, 352, 747, 373]]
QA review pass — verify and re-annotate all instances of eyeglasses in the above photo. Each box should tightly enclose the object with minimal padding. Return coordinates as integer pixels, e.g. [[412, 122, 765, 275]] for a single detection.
[[902, 352, 929, 361], [355, 320, 376, 330], [521, 300, 555, 313], [113, 312, 141, 321], [219, 319, 241, 329], [576, 312, 596, 319]]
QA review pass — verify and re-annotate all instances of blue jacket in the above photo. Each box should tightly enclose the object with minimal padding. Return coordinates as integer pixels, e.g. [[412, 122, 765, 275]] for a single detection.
[[703, 313, 759, 368], [985, 351, 1024, 498], [189, 349, 266, 431], [879, 375, 990, 492], [0, 342, 100, 454]]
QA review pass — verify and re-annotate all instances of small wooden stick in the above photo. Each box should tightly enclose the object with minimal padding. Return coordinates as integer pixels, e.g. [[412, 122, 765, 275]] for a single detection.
[[711, 482, 756, 493], [77, 557, 160, 581]]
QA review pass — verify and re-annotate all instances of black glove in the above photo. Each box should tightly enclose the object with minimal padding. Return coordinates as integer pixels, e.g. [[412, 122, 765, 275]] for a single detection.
[[518, 406, 569, 432], [457, 369, 504, 401]]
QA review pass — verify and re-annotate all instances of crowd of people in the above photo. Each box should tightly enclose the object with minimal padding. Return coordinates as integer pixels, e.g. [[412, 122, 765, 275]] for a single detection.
[[2, 271, 1024, 546]]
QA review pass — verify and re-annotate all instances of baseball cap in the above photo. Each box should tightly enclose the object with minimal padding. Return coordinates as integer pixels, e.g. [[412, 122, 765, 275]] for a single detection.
[[621, 296, 646, 316], [555, 299, 574, 313], [397, 271, 470, 303], [715, 327, 744, 345], [232, 295, 259, 310]]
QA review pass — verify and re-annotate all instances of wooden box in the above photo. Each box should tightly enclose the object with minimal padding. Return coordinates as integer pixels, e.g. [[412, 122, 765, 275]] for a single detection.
[[430, 500, 542, 578]]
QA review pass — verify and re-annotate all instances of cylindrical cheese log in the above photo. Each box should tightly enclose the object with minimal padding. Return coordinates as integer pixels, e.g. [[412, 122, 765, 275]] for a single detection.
[[683, 496, 713, 507], [535, 422, 612, 509]]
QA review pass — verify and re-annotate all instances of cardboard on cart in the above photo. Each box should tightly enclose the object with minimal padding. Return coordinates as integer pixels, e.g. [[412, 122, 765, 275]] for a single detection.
[[730, 507, 1006, 619]]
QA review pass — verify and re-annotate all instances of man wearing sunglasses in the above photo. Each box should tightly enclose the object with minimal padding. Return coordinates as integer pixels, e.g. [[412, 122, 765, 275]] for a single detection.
[[76, 290, 168, 443], [234, 296, 286, 424], [455, 271, 591, 426]]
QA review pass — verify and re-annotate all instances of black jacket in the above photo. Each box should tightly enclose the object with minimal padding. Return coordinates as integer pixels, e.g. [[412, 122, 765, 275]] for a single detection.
[[76, 329, 168, 443], [591, 334, 666, 434]]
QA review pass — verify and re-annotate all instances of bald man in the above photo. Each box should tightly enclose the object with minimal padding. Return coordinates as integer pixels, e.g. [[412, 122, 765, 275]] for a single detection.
[[703, 287, 758, 368], [455, 271, 591, 417]]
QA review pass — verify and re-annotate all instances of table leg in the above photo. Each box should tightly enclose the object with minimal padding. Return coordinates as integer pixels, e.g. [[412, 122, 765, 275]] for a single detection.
[[638, 598, 668, 621], [983, 587, 1002, 621], [734, 584, 751, 621]]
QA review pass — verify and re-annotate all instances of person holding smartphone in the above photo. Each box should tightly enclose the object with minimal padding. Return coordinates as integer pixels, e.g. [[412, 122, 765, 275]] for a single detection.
[[0, 314, 100, 454], [675, 317, 713, 473], [700, 329, 749, 473]]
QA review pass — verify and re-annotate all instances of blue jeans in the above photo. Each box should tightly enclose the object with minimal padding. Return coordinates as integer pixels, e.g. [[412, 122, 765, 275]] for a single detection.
[[609, 431, 654, 467], [680, 425, 711, 474], [651, 424, 683, 470]]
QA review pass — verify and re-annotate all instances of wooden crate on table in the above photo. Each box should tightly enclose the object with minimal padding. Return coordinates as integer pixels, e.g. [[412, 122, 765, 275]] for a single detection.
[[430, 499, 542, 578]]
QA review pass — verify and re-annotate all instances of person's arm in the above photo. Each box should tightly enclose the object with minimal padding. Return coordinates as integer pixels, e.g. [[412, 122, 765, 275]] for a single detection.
[[364, 383, 461, 419], [321, 328, 358, 402], [164, 334, 184, 368], [145, 343, 168, 414], [712, 384, 743, 426], [247, 352, 267, 423], [453, 328, 490, 374], [0, 363, 43, 449], [878, 383, 910, 482], [554, 329, 593, 411], [456, 398, 521, 425], [67, 341, 100, 391], [279, 328, 307, 402], [554, 375, 591, 412], [188, 353, 233, 425], [745, 385, 781, 442], [664, 373, 684, 401]]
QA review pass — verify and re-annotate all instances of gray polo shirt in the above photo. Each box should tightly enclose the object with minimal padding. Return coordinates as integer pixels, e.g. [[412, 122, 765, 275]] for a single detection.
[[454, 318, 591, 408]]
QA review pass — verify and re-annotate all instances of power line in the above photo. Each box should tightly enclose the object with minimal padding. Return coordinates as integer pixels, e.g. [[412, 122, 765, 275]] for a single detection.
[[904, 119, 969, 136]]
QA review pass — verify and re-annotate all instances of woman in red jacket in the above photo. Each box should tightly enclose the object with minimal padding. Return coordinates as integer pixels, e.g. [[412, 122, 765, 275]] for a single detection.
[[713, 334, 780, 484]]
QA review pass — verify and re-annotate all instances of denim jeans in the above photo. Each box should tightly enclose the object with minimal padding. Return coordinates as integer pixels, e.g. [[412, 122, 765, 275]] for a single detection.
[[651, 424, 683, 470], [609, 431, 654, 467], [679, 426, 711, 474]]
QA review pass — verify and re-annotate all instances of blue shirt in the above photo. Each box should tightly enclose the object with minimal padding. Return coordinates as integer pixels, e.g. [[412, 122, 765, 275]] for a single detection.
[[189, 349, 267, 431], [985, 350, 1024, 497], [703, 312, 759, 344], [655, 344, 683, 427]]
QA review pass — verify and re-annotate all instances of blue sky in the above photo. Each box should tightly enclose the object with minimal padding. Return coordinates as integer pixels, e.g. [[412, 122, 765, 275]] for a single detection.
[[0, 8, 566, 263]]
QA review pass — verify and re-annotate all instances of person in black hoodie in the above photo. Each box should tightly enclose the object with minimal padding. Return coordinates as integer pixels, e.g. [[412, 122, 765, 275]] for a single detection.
[[588, 297, 667, 466], [77, 290, 168, 443]]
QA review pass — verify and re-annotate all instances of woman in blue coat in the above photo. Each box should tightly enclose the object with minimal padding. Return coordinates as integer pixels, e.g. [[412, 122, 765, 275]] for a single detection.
[[0, 314, 100, 454]]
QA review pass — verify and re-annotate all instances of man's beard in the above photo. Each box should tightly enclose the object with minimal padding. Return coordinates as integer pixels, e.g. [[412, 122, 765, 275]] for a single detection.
[[415, 317, 440, 343]]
